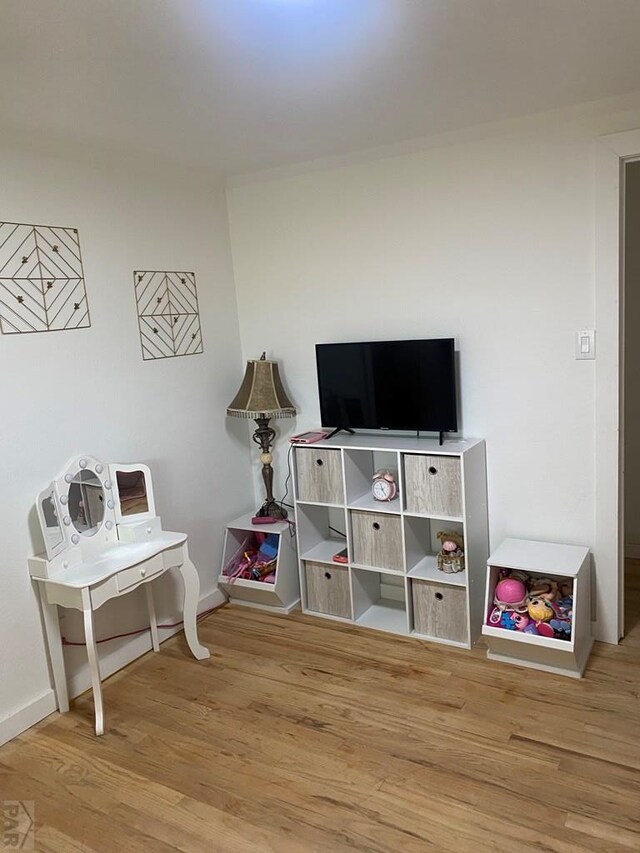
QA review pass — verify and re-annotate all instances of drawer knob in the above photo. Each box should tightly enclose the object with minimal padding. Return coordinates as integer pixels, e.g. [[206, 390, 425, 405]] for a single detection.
[[435, 591, 443, 601], [429, 466, 438, 475], [140, 568, 147, 577], [324, 571, 332, 580], [316, 458, 324, 467], [372, 522, 380, 531]]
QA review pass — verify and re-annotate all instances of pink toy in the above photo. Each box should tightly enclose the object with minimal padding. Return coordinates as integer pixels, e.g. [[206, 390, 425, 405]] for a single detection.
[[494, 577, 527, 609], [513, 612, 530, 631]]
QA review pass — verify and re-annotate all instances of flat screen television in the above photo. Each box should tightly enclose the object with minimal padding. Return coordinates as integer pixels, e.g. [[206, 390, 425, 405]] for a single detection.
[[316, 338, 457, 435]]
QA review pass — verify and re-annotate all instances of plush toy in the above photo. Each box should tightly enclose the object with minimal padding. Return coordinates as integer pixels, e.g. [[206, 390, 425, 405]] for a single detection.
[[436, 531, 465, 573], [549, 618, 571, 640], [556, 595, 573, 620]]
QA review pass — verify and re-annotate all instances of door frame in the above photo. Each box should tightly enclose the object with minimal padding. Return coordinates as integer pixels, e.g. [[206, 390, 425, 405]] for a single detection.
[[595, 128, 640, 643]]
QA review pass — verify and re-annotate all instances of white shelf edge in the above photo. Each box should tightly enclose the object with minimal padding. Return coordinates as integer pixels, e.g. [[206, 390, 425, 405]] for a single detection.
[[482, 623, 575, 652], [346, 494, 402, 515], [296, 499, 345, 509], [218, 574, 278, 590], [300, 540, 348, 564], [351, 563, 406, 577], [403, 511, 464, 523], [407, 559, 467, 587]]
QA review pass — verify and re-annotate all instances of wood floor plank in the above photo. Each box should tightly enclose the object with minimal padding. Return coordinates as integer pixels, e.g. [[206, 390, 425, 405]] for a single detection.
[[1, 560, 639, 852]]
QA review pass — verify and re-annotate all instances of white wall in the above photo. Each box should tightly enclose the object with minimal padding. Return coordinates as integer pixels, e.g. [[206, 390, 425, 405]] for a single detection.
[[0, 147, 253, 743], [227, 96, 640, 642], [624, 161, 640, 554]]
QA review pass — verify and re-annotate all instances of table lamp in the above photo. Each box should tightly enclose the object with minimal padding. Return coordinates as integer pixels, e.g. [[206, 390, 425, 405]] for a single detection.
[[227, 353, 296, 518]]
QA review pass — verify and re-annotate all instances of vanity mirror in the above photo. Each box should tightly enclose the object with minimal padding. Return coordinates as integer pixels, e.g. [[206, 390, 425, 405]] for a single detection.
[[110, 463, 155, 523], [38, 487, 64, 556], [29, 454, 210, 736], [68, 469, 105, 535]]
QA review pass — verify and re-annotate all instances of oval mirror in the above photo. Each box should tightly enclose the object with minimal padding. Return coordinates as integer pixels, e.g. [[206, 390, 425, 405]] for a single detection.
[[68, 470, 105, 537]]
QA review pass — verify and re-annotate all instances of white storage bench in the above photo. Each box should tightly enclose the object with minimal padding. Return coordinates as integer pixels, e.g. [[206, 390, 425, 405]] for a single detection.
[[482, 538, 593, 678]]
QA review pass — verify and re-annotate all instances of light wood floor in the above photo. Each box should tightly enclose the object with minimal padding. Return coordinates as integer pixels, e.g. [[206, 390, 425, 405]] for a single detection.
[[2, 563, 640, 852]]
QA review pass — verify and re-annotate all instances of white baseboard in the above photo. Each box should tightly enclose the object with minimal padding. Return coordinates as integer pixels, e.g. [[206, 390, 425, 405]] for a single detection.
[[625, 542, 640, 559], [0, 689, 57, 747], [0, 588, 226, 747]]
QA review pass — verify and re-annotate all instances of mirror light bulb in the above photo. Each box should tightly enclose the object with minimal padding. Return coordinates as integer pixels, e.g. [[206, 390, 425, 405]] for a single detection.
[[71, 534, 79, 545], [79, 458, 87, 468], [95, 464, 103, 474]]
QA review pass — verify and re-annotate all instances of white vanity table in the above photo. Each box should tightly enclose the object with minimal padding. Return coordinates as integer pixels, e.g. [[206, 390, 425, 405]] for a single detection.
[[28, 455, 210, 736]]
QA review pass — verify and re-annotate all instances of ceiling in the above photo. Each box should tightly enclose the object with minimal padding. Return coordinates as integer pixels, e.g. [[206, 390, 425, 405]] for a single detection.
[[3, 0, 640, 177]]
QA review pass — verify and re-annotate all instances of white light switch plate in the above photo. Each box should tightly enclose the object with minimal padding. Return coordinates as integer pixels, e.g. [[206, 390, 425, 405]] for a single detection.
[[575, 329, 596, 360]]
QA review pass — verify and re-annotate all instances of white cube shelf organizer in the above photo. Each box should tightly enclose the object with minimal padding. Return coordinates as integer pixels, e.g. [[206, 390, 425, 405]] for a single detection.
[[293, 435, 489, 648], [482, 539, 593, 678], [219, 514, 300, 613]]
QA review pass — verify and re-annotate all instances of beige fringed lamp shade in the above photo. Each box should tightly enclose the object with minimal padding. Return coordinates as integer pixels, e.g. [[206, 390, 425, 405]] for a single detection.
[[227, 355, 296, 419]]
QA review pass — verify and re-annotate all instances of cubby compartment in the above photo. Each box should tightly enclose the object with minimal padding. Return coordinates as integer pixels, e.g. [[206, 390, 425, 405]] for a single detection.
[[350, 509, 404, 572], [411, 579, 469, 645], [343, 448, 401, 513], [295, 447, 344, 505], [403, 453, 462, 519], [303, 561, 352, 619], [404, 515, 465, 585], [482, 539, 593, 678], [352, 568, 408, 635], [219, 514, 300, 613], [296, 502, 348, 564]]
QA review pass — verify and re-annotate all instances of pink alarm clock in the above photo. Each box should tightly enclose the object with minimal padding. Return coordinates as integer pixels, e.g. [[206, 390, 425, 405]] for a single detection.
[[371, 470, 398, 502]]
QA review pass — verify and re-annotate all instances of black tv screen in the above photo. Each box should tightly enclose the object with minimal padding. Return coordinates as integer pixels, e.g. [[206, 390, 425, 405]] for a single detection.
[[316, 339, 457, 433]]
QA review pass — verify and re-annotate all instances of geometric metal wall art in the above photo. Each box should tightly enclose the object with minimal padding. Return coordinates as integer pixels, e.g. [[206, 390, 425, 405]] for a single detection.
[[134, 270, 203, 360], [0, 221, 90, 334]]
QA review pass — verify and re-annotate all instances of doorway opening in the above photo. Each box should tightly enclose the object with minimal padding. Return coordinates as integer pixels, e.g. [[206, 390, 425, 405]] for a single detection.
[[623, 160, 640, 648]]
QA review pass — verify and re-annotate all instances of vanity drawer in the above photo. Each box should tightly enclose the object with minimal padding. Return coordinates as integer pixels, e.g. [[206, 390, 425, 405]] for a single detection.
[[404, 454, 463, 518], [296, 448, 344, 504], [116, 554, 164, 592], [304, 561, 351, 619], [350, 511, 403, 572]]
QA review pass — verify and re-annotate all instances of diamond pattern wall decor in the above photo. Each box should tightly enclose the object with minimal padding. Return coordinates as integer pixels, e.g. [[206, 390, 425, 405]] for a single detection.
[[134, 271, 203, 360], [0, 221, 90, 334]]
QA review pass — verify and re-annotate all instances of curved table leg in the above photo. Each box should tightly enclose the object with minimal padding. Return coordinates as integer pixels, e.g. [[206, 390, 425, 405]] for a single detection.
[[82, 591, 104, 736], [178, 554, 210, 660]]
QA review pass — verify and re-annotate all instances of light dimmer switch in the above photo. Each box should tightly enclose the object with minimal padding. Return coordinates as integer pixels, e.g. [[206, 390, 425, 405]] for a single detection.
[[576, 329, 595, 360]]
